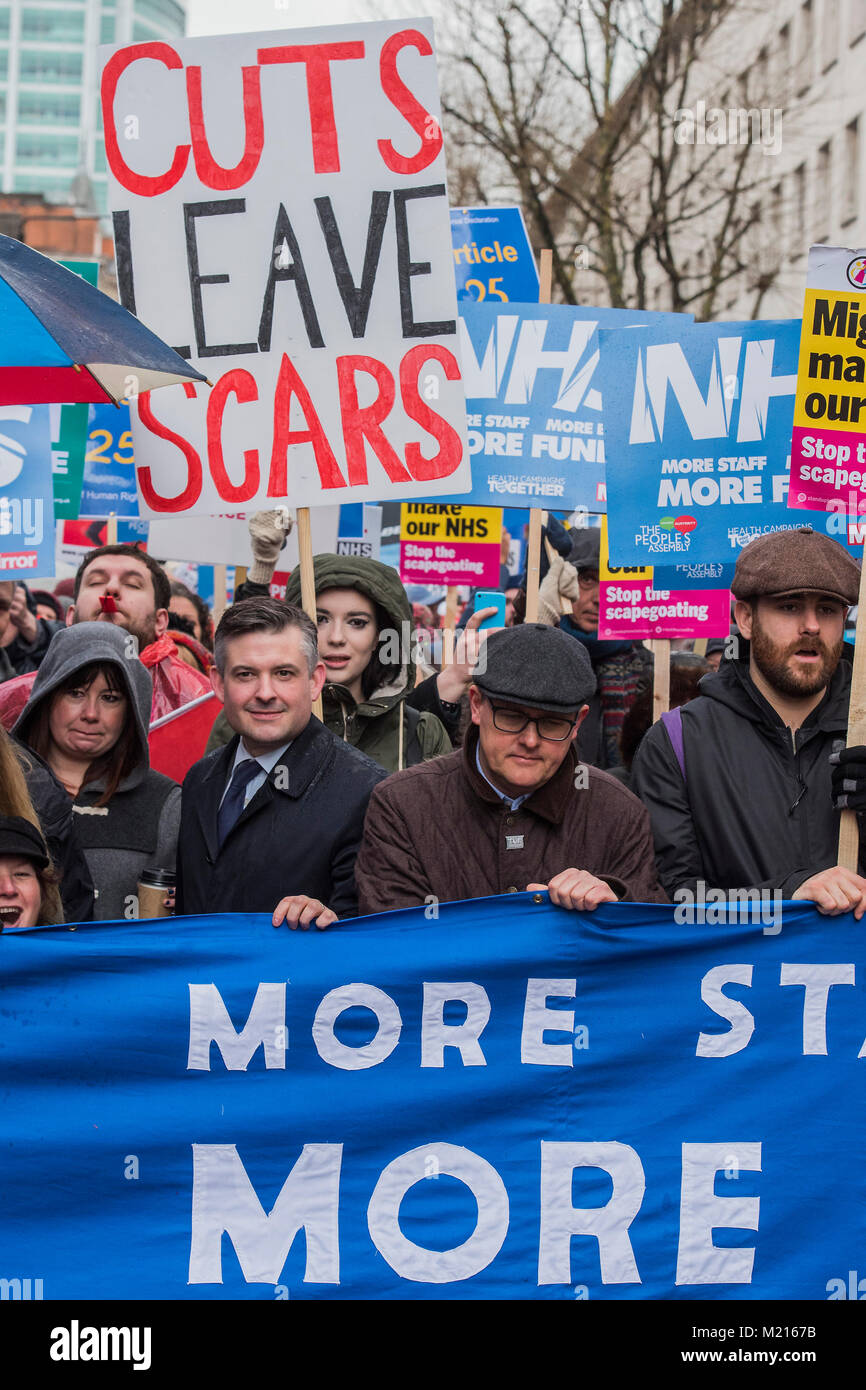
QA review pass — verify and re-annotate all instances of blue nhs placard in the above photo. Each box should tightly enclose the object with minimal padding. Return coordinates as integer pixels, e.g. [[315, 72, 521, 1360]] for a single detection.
[[451, 207, 539, 303], [0, 404, 55, 579]]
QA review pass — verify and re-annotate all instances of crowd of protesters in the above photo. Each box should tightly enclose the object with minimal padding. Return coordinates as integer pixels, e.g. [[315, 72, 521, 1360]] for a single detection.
[[2, 513, 866, 933]]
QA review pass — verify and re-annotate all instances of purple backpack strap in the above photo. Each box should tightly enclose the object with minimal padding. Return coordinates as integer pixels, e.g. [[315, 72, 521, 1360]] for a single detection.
[[660, 707, 686, 783]]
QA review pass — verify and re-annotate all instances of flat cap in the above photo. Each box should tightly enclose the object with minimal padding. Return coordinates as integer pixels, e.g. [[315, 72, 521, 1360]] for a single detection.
[[731, 526, 861, 605], [473, 623, 597, 714]]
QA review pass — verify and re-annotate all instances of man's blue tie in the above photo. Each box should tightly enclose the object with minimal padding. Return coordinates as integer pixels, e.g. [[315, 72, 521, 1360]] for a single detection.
[[218, 758, 262, 847]]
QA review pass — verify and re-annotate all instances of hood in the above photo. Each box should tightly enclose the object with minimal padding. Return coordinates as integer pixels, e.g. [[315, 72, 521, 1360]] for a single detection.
[[698, 656, 851, 734], [284, 553, 414, 704], [14, 622, 153, 768], [284, 553, 411, 629]]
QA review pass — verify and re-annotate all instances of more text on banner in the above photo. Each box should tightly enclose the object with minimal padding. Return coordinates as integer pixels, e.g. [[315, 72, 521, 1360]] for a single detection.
[[600, 318, 860, 566], [3, 896, 865, 1299], [437, 302, 690, 512]]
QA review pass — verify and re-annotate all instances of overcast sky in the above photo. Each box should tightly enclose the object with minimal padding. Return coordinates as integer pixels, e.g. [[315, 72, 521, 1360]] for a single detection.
[[186, 0, 421, 36]]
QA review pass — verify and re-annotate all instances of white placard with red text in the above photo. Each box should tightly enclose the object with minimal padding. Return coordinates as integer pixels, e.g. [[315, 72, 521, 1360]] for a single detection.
[[147, 508, 339, 567], [100, 20, 471, 516]]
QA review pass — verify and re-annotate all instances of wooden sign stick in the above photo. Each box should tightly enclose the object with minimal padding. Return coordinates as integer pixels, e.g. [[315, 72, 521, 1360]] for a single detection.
[[106, 512, 118, 546], [296, 506, 323, 721], [525, 251, 555, 626], [838, 544, 866, 869], [212, 564, 227, 628], [652, 638, 671, 722], [442, 584, 458, 666]]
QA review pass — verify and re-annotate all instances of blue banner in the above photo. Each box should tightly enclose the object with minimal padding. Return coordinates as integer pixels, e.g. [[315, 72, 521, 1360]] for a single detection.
[[0, 403, 55, 579], [78, 403, 139, 518], [451, 206, 539, 304], [600, 319, 858, 566], [2, 896, 864, 1300], [439, 303, 690, 512]]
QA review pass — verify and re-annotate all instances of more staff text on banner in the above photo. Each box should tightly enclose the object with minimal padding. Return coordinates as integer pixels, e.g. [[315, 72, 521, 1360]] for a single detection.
[[599, 319, 860, 566], [2, 896, 865, 1300]]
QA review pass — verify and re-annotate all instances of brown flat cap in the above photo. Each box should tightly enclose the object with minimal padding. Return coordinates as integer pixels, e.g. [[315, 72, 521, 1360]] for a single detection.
[[732, 526, 861, 604]]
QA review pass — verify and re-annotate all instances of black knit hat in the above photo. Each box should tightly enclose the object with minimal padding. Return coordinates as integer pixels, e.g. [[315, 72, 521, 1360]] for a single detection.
[[0, 815, 49, 868], [473, 623, 597, 713]]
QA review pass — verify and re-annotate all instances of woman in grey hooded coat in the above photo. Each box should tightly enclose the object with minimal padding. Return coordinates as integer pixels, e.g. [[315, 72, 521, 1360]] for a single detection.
[[14, 624, 180, 921]]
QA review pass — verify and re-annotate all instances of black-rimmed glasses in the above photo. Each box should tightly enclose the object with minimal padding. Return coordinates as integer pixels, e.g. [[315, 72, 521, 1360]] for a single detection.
[[487, 701, 577, 741]]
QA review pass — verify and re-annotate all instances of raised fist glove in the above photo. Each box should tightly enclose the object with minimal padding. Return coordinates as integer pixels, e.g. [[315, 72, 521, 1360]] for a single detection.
[[248, 508, 293, 584], [830, 745, 866, 811], [537, 554, 579, 627]]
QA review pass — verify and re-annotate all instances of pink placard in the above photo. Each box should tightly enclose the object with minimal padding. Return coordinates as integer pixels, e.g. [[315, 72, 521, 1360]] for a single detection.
[[600, 581, 731, 640], [399, 539, 500, 587], [789, 424, 866, 512]]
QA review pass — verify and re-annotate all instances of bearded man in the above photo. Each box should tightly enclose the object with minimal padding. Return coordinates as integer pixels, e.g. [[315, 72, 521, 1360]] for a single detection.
[[0, 546, 211, 731], [632, 527, 866, 919]]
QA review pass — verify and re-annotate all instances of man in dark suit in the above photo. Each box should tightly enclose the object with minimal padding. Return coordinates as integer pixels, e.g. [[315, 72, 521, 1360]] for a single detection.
[[176, 597, 386, 927]]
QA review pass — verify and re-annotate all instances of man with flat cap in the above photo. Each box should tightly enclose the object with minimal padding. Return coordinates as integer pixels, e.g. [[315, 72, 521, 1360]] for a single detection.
[[355, 623, 665, 914], [632, 526, 866, 918]]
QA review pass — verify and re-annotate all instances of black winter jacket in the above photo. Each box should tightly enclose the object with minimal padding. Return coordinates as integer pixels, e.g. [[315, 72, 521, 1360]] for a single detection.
[[631, 658, 857, 899], [17, 741, 95, 923], [176, 716, 387, 919]]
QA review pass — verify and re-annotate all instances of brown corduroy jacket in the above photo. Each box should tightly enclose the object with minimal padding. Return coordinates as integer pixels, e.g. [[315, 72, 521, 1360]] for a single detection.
[[356, 725, 668, 914]]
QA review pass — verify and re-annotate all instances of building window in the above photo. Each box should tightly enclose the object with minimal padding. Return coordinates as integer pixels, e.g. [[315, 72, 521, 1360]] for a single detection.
[[18, 49, 84, 85], [796, 0, 813, 96], [0, 8, 10, 42], [135, 0, 185, 30], [776, 23, 792, 106], [822, 0, 839, 70], [12, 171, 75, 200], [15, 131, 80, 165], [100, 15, 115, 45], [843, 117, 860, 224], [20, 7, 86, 44], [17, 90, 81, 126], [815, 141, 831, 239], [794, 162, 807, 245]]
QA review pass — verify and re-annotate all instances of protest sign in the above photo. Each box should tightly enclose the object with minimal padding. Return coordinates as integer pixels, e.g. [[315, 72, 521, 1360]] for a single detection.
[[598, 519, 730, 640], [147, 507, 339, 568], [149, 691, 220, 781], [399, 502, 502, 587], [78, 403, 139, 518], [451, 206, 539, 303], [0, 404, 56, 578], [439, 303, 689, 512], [101, 20, 471, 516], [336, 502, 382, 559], [789, 245, 866, 518], [600, 318, 860, 566], [3, 895, 865, 1300], [57, 516, 148, 569]]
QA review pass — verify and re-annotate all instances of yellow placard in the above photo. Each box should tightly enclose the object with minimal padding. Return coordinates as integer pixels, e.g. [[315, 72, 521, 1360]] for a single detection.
[[599, 516, 652, 582], [399, 503, 502, 543], [793, 287, 866, 431]]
